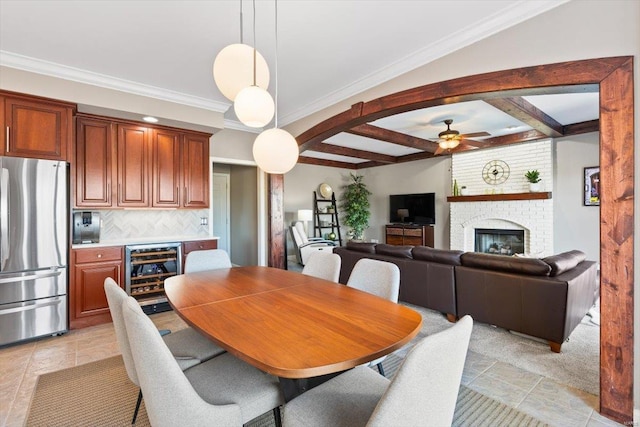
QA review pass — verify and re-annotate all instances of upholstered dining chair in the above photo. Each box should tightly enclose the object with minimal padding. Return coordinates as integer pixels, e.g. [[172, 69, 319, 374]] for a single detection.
[[184, 248, 232, 273], [346, 258, 400, 375], [283, 315, 473, 427], [302, 251, 341, 282], [122, 296, 284, 427], [104, 278, 225, 424]]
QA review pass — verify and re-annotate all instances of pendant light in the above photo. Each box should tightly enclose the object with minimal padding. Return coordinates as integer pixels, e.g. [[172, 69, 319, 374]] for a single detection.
[[234, 0, 275, 128], [253, 0, 298, 173], [213, 0, 270, 101]]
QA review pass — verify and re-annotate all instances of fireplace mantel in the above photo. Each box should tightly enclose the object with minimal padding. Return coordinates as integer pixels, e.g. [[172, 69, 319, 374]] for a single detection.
[[447, 192, 552, 203]]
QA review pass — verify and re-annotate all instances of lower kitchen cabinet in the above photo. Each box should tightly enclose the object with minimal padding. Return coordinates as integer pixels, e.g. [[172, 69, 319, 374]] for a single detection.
[[182, 239, 218, 272], [70, 246, 123, 329]]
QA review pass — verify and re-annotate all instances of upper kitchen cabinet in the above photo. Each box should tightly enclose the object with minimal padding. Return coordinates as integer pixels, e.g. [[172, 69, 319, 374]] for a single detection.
[[117, 124, 151, 207], [74, 113, 211, 209], [152, 128, 181, 208], [182, 133, 210, 208], [1, 91, 76, 161], [75, 117, 114, 207]]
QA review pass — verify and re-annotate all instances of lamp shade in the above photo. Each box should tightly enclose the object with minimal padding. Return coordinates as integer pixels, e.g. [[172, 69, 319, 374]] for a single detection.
[[297, 209, 313, 222], [439, 139, 460, 150], [253, 128, 299, 174], [234, 85, 275, 128], [213, 43, 270, 101]]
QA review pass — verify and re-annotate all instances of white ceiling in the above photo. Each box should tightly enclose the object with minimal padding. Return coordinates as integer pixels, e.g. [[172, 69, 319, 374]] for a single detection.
[[0, 0, 570, 131]]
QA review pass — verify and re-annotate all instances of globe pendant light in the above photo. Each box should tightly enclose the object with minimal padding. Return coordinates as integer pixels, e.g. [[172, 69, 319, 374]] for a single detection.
[[234, 0, 275, 128], [212, 0, 270, 101], [253, 0, 298, 174], [213, 43, 270, 101]]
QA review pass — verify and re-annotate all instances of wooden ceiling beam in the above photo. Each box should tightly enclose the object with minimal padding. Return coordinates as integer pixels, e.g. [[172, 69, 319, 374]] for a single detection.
[[346, 124, 438, 153], [310, 143, 397, 163], [297, 156, 359, 169], [563, 119, 599, 135], [484, 97, 564, 137], [483, 129, 548, 146]]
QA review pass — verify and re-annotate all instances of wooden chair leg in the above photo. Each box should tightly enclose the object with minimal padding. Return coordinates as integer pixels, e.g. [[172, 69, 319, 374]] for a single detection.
[[132, 389, 143, 424]]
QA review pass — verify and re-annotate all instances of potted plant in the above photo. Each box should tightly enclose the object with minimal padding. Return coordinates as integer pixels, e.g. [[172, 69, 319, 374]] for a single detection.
[[340, 173, 371, 241], [525, 170, 542, 192]]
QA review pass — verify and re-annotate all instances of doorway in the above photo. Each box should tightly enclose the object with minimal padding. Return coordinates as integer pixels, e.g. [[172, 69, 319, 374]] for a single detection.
[[212, 173, 230, 253]]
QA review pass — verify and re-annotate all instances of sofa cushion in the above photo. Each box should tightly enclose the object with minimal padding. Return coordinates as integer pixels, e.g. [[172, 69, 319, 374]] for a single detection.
[[461, 252, 551, 276], [543, 250, 587, 277], [412, 246, 464, 266], [375, 244, 413, 259], [346, 241, 376, 254]]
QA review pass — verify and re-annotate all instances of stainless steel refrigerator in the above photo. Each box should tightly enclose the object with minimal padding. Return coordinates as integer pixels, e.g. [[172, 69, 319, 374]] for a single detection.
[[0, 156, 68, 346]]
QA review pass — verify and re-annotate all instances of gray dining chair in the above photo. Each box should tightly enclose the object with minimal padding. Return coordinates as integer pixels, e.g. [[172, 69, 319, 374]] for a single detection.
[[104, 278, 226, 424], [122, 296, 284, 427], [301, 251, 341, 282], [346, 258, 400, 375], [283, 315, 473, 427], [184, 249, 232, 273]]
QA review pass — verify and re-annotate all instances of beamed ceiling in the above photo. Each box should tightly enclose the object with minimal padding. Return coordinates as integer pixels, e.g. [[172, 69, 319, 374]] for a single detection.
[[296, 91, 600, 169]]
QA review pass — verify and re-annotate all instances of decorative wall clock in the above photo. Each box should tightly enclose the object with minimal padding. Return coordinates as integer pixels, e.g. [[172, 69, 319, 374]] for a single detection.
[[482, 160, 510, 185]]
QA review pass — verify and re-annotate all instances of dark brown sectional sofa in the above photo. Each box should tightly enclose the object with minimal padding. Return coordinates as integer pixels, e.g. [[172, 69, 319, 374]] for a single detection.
[[333, 243, 598, 352]]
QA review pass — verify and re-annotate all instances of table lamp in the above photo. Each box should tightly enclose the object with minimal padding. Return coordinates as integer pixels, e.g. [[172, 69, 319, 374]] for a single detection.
[[397, 209, 409, 223], [297, 209, 313, 235]]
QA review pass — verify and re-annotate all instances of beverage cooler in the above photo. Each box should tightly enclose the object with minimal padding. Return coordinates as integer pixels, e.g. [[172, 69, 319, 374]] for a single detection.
[[125, 242, 182, 314]]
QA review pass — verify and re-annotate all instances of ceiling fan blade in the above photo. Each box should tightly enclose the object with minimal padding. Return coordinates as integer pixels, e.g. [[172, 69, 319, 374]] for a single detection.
[[459, 131, 490, 138], [459, 138, 489, 148], [434, 146, 446, 155]]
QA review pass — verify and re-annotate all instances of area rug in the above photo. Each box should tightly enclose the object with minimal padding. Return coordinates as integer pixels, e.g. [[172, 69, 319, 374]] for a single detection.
[[405, 303, 600, 396], [26, 355, 546, 426]]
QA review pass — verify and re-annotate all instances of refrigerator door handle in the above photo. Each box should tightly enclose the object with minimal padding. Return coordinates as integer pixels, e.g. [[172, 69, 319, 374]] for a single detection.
[[0, 167, 9, 270], [0, 298, 63, 316], [0, 269, 62, 284]]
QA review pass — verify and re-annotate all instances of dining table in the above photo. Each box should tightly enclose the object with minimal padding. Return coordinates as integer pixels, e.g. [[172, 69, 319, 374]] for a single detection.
[[164, 266, 423, 400]]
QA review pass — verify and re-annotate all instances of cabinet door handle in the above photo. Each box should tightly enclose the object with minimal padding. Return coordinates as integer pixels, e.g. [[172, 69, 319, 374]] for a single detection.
[[5, 127, 9, 152]]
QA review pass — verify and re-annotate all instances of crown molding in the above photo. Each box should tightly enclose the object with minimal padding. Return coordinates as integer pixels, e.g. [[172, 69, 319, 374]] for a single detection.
[[223, 119, 263, 133], [0, 51, 230, 113], [279, 0, 569, 126]]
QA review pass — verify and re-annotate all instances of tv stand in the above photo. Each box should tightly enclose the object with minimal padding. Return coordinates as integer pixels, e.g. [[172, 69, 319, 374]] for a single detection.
[[385, 224, 434, 247]]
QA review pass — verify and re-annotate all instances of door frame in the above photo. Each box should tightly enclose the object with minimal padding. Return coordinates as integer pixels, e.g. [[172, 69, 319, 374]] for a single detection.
[[211, 172, 230, 253]]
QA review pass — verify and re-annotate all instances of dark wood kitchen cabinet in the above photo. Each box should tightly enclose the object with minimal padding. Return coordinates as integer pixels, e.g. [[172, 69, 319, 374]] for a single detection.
[[117, 124, 151, 207], [74, 113, 210, 209], [182, 239, 218, 272], [1, 90, 75, 161], [75, 117, 114, 207], [70, 246, 124, 329]]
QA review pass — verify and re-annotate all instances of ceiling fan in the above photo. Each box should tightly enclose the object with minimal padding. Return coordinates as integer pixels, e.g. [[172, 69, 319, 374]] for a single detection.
[[434, 119, 490, 155]]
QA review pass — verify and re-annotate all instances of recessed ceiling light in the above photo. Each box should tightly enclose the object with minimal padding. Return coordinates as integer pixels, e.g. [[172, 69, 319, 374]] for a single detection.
[[143, 116, 158, 123]]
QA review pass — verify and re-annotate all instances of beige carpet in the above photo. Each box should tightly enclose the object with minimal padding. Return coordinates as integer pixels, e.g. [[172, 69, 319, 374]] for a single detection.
[[26, 355, 547, 426]]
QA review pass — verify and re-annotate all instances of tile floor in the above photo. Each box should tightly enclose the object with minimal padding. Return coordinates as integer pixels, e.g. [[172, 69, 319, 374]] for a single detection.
[[0, 310, 624, 427]]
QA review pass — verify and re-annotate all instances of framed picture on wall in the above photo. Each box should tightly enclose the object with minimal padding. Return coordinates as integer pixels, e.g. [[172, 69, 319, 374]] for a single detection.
[[584, 166, 600, 206]]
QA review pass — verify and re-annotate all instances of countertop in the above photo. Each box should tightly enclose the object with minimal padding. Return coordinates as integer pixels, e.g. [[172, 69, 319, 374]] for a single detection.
[[71, 235, 219, 249]]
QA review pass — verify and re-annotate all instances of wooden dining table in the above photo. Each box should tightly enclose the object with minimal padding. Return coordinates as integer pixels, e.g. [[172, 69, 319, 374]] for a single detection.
[[164, 266, 422, 397]]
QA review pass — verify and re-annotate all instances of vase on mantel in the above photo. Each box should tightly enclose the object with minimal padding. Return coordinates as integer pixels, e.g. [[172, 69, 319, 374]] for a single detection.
[[529, 181, 542, 192]]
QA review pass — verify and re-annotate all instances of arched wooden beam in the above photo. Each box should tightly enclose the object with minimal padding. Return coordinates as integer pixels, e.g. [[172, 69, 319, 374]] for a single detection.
[[280, 56, 632, 423]]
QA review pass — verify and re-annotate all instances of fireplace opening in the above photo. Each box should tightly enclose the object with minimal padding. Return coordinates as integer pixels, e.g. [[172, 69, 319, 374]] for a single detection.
[[475, 228, 524, 255]]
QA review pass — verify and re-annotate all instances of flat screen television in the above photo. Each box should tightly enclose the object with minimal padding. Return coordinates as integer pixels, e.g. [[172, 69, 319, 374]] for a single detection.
[[389, 193, 435, 225]]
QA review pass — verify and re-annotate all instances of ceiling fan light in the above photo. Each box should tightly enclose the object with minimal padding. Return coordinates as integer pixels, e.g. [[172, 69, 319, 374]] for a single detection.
[[234, 85, 275, 128], [439, 139, 460, 150], [213, 43, 270, 101], [253, 128, 299, 174]]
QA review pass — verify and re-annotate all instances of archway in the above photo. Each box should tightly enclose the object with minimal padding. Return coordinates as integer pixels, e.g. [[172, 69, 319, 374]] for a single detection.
[[268, 56, 634, 422]]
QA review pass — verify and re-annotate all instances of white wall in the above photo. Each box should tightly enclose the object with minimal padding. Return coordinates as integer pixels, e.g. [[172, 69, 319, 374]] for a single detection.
[[210, 128, 258, 163], [554, 132, 600, 261]]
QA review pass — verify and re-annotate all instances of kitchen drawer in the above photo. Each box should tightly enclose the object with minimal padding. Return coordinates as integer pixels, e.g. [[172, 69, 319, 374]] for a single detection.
[[183, 239, 218, 253], [74, 246, 123, 264]]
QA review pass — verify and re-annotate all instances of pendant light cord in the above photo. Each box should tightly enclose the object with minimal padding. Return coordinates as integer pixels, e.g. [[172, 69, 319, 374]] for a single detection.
[[274, 0, 279, 128], [239, 0, 243, 44], [252, 0, 257, 87]]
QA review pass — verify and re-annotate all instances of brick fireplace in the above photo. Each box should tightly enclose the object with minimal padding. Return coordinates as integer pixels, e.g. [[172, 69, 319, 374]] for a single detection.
[[449, 140, 554, 257]]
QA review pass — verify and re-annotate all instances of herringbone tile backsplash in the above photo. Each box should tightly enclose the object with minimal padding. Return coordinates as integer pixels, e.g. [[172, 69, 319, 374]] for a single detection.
[[97, 209, 210, 240]]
